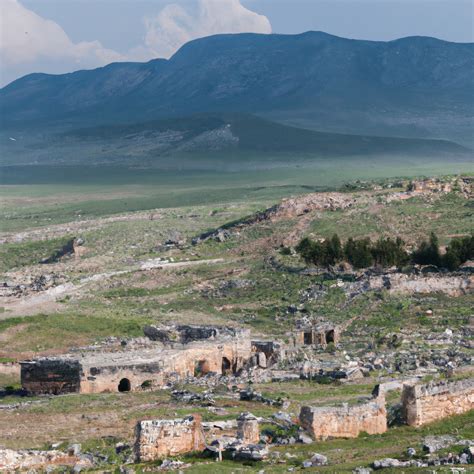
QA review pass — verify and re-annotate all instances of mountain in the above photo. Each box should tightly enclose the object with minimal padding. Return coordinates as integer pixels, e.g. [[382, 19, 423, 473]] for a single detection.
[[1, 113, 469, 168], [1, 32, 473, 145]]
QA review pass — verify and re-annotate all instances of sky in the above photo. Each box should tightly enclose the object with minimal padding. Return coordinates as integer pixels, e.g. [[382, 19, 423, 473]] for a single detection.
[[1, 0, 473, 87]]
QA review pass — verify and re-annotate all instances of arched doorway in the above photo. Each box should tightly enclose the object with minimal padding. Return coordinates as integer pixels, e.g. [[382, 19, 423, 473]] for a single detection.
[[118, 378, 131, 392], [221, 357, 232, 375], [194, 360, 210, 377], [325, 330, 335, 344]]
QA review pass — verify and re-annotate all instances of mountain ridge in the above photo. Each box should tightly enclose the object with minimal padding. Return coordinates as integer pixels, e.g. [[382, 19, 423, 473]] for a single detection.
[[1, 31, 473, 145]]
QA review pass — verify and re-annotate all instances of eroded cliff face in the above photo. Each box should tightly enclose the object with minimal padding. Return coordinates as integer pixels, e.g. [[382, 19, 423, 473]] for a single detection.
[[299, 391, 387, 440], [134, 415, 205, 462], [402, 379, 474, 427]]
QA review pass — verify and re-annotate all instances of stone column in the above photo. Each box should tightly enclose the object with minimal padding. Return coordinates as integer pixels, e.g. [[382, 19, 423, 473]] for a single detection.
[[237, 412, 260, 445]]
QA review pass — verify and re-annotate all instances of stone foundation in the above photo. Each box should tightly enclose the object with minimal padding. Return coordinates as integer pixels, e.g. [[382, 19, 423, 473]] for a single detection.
[[134, 415, 205, 461], [402, 378, 474, 427], [300, 389, 387, 439]]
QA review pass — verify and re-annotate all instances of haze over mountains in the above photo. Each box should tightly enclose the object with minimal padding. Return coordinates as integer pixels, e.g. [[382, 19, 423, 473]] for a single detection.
[[0, 31, 473, 168]]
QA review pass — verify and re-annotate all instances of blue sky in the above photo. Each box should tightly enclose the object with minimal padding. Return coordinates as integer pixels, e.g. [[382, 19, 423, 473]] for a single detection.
[[1, 0, 473, 86]]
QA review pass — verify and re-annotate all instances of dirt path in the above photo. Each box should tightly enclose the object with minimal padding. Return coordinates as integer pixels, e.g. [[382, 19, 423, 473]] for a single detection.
[[0, 258, 225, 319], [0, 211, 163, 245]]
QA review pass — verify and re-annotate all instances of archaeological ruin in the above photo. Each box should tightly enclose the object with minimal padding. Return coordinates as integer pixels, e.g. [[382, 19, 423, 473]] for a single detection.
[[134, 415, 205, 461], [402, 378, 474, 427], [21, 325, 254, 395], [299, 385, 387, 439], [294, 323, 339, 348]]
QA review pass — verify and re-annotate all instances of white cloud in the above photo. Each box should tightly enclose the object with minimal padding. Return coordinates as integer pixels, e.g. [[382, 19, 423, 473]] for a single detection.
[[0, 0, 271, 86], [141, 0, 272, 59], [0, 0, 124, 84]]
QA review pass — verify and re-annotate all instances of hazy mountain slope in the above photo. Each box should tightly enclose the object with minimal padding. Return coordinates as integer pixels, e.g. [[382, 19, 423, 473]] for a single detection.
[[1, 32, 473, 143], [1, 114, 469, 167]]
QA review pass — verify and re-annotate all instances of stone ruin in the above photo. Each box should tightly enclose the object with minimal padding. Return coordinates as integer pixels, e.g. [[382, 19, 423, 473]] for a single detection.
[[299, 385, 387, 439], [294, 322, 339, 349], [237, 412, 260, 445], [134, 415, 205, 462], [402, 378, 474, 427], [21, 325, 254, 395], [134, 411, 264, 463]]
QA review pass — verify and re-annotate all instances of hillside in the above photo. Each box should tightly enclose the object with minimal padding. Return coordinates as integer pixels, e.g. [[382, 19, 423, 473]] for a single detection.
[[1, 32, 473, 145], [1, 114, 469, 168]]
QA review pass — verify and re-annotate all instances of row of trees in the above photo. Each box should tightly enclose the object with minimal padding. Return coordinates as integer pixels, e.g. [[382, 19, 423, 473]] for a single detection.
[[295, 233, 473, 270]]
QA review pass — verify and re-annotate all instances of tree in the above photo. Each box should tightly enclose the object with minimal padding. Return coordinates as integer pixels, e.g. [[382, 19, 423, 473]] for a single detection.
[[412, 232, 441, 266], [344, 237, 373, 269], [442, 235, 474, 270], [371, 237, 409, 268]]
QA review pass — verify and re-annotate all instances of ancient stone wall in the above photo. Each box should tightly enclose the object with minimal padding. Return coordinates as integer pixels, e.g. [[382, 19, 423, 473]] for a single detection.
[[22, 329, 252, 395], [21, 359, 81, 395], [300, 392, 387, 439], [402, 378, 474, 427], [134, 415, 205, 461], [79, 362, 165, 394]]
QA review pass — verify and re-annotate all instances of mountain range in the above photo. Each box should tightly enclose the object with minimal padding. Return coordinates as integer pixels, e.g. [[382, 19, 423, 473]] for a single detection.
[[2, 32, 473, 140], [0, 31, 473, 167]]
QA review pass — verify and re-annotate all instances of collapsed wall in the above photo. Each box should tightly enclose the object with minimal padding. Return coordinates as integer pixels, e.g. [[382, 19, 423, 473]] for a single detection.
[[134, 415, 205, 461], [402, 378, 474, 427], [300, 388, 387, 439]]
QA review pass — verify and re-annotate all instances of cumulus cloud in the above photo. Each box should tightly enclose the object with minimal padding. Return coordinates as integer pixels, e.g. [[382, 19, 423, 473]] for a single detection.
[[0, 0, 271, 86], [139, 0, 272, 59], [0, 0, 124, 85]]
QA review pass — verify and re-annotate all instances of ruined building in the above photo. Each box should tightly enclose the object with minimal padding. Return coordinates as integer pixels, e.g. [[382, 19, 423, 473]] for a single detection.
[[21, 325, 253, 395], [402, 378, 474, 427], [294, 323, 339, 348], [299, 386, 387, 439], [134, 415, 205, 462]]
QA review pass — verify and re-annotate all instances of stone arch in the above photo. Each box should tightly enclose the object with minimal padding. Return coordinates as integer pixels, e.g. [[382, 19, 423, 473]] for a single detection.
[[325, 330, 335, 344], [118, 378, 131, 392], [221, 357, 232, 375]]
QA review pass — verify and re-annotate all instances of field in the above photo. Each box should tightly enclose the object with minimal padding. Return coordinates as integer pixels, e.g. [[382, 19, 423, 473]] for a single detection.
[[0, 164, 473, 472]]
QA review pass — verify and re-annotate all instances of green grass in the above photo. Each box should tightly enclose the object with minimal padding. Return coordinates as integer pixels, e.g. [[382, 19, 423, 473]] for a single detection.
[[0, 236, 73, 273], [0, 313, 152, 355]]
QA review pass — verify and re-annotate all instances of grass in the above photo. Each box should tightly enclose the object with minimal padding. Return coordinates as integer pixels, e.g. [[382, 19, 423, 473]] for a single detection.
[[0, 236, 73, 273], [0, 313, 152, 357]]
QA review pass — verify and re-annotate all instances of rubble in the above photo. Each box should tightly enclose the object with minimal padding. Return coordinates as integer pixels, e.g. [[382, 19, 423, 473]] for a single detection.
[[239, 388, 284, 406], [0, 448, 93, 471]]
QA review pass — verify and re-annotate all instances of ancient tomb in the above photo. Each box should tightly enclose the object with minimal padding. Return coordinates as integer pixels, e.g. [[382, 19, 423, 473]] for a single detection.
[[21, 325, 252, 395], [299, 386, 387, 439], [134, 415, 205, 461], [402, 378, 474, 427], [295, 323, 339, 348]]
